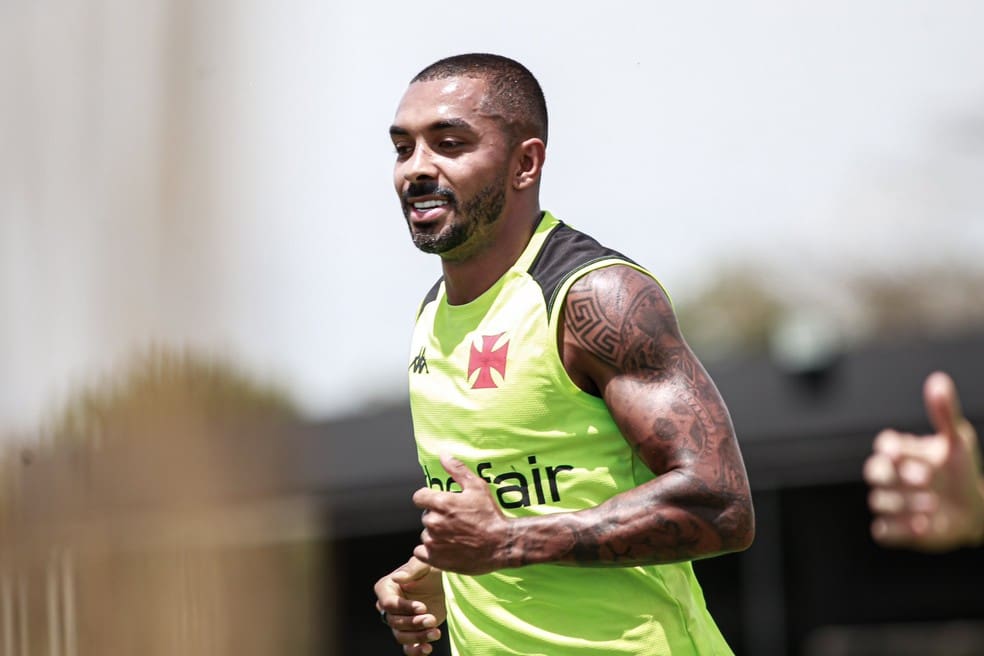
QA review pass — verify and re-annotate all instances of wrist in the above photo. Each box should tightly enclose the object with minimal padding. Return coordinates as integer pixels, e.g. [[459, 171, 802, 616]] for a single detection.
[[491, 515, 573, 569], [493, 517, 528, 569]]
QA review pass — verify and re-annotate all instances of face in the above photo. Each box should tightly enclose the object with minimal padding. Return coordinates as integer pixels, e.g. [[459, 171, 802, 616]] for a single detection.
[[390, 77, 513, 260]]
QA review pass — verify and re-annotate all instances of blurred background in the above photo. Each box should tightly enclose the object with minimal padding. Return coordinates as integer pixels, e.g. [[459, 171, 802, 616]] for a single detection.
[[2, 1, 983, 654]]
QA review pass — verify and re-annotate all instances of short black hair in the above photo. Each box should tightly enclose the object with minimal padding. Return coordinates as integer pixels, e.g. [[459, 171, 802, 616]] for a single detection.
[[411, 53, 548, 146]]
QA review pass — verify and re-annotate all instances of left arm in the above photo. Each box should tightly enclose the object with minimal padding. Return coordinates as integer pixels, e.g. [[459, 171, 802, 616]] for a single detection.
[[413, 266, 754, 573]]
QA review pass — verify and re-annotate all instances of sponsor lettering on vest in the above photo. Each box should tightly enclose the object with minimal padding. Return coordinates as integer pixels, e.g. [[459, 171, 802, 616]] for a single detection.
[[423, 455, 574, 509]]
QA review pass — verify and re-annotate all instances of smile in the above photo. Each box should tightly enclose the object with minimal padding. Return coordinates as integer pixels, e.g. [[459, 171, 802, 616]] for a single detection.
[[413, 199, 449, 210]]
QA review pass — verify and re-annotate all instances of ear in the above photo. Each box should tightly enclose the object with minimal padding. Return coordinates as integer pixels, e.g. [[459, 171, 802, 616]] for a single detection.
[[512, 138, 546, 190]]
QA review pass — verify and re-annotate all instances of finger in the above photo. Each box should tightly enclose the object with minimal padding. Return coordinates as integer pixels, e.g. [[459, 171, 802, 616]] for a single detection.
[[380, 597, 425, 617], [413, 487, 443, 511], [869, 486, 939, 515], [381, 598, 429, 618], [403, 637, 440, 656], [413, 543, 431, 564], [907, 490, 940, 513], [871, 515, 922, 546], [392, 626, 442, 648], [418, 528, 435, 558], [875, 430, 940, 463], [924, 371, 963, 443], [387, 612, 440, 634], [873, 429, 904, 457], [868, 488, 905, 515], [871, 515, 895, 543], [376, 584, 427, 617], [440, 453, 485, 489], [863, 452, 897, 486], [374, 580, 408, 611], [402, 612, 440, 630], [897, 457, 933, 487]]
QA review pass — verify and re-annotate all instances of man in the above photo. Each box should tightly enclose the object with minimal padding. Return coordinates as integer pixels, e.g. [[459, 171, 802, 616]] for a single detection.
[[864, 371, 984, 552], [375, 53, 755, 655]]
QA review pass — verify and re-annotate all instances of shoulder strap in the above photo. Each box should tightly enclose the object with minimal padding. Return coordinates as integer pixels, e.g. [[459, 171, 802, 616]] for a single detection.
[[527, 222, 638, 316], [415, 277, 444, 320]]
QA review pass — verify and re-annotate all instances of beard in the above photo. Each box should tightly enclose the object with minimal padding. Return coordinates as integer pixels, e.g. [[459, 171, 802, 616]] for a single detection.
[[402, 177, 507, 258]]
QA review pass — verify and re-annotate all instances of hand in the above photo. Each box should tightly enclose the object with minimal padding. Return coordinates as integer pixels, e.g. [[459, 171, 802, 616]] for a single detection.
[[864, 371, 984, 551], [412, 453, 511, 574], [374, 557, 446, 655]]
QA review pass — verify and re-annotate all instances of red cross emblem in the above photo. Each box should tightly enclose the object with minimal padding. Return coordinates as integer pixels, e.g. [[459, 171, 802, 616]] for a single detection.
[[467, 333, 509, 389]]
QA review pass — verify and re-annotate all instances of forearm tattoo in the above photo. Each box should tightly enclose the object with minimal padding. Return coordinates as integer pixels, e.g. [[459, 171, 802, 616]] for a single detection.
[[530, 267, 754, 566]]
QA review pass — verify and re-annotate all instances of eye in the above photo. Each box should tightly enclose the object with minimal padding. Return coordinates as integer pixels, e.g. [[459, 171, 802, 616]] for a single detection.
[[393, 143, 413, 159], [439, 139, 463, 151]]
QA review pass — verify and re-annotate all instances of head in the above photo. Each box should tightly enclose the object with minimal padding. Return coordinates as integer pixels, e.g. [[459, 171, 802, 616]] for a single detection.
[[389, 54, 548, 260], [412, 54, 548, 149]]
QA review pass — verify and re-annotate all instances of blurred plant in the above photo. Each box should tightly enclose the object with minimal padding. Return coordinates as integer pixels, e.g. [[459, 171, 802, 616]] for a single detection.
[[676, 264, 984, 362], [43, 346, 298, 450], [0, 345, 302, 526], [846, 267, 984, 342], [675, 266, 785, 360], [0, 349, 327, 656]]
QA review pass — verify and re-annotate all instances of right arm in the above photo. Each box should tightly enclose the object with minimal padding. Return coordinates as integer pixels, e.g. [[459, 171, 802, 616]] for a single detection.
[[411, 267, 754, 573]]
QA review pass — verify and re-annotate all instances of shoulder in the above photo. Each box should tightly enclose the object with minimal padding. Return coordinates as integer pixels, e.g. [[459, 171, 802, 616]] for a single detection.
[[567, 264, 668, 299], [565, 265, 677, 336], [562, 265, 681, 372]]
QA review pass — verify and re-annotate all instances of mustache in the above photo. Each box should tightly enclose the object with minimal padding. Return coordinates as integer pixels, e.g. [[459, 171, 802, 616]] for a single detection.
[[402, 183, 457, 206]]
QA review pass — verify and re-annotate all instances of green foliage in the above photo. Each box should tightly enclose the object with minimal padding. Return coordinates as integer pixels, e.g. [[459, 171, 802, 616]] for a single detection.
[[845, 267, 984, 341], [675, 266, 785, 360], [676, 264, 984, 362]]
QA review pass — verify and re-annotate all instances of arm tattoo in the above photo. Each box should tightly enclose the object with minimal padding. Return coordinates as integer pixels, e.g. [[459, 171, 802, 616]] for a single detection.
[[539, 267, 754, 565]]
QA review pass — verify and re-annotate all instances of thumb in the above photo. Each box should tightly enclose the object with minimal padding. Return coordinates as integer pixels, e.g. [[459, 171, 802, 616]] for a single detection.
[[923, 371, 964, 444], [392, 557, 433, 584], [440, 453, 484, 490]]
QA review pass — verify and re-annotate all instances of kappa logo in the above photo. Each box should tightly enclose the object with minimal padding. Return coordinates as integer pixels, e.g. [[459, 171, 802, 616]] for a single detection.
[[467, 333, 509, 389], [409, 347, 429, 374]]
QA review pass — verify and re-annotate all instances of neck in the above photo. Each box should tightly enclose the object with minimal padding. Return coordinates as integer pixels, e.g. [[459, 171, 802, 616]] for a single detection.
[[441, 208, 541, 305]]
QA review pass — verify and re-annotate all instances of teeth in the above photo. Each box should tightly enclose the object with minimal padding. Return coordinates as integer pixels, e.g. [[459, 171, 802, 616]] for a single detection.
[[413, 200, 448, 210]]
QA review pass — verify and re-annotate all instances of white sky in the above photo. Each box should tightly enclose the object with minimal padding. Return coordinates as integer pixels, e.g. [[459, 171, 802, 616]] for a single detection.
[[2, 0, 983, 433]]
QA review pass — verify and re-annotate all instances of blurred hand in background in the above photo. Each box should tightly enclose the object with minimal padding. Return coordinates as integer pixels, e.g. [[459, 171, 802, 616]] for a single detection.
[[864, 371, 984, 552]]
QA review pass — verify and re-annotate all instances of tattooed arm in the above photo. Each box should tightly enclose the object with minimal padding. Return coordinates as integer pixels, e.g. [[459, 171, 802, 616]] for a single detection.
[[506, 265, 753, 566], [411, 266, 754, 573]]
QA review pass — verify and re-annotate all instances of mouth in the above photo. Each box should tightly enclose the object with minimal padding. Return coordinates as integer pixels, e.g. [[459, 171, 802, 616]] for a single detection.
[[412, 198, 449, 212], [404, 192, 455, 225]]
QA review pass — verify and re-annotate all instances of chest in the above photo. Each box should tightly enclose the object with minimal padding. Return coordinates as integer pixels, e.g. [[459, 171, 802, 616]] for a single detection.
[[410, 276, 556, 426]]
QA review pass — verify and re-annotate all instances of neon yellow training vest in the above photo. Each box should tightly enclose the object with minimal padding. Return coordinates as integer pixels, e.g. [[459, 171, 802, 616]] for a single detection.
[[408, 212, 733, 655]]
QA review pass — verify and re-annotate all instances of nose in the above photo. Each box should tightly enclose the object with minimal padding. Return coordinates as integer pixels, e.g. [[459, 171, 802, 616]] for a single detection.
[[403, 143, 438, 182]]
